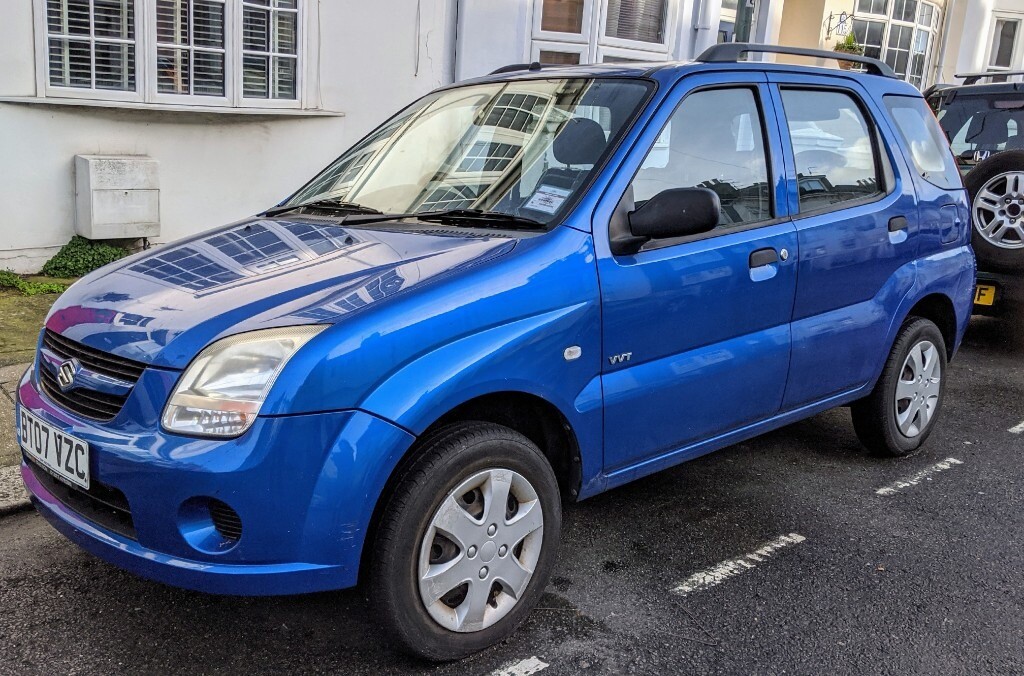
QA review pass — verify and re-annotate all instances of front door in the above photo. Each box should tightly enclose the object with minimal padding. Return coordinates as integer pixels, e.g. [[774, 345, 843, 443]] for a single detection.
[[596, 77, 798, 473]]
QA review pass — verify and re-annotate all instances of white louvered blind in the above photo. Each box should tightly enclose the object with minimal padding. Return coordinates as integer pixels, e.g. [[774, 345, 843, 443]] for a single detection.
[[605, 0, 666, 44], [242, 0, 299, 100], [47, 0, 137, 90], [156, 0, 226, 96]]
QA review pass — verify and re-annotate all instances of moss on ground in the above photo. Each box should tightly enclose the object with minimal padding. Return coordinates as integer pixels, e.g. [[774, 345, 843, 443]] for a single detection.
[[0, 290, 55, 367]]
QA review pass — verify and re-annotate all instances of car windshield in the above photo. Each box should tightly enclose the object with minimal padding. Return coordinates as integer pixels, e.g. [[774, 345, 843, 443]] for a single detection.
[[284, 78, 651, 225], [929, 91, 1024, 163]]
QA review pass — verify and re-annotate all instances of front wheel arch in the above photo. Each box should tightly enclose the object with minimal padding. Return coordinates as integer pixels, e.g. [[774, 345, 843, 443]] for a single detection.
[[358, 390, 581, 584]]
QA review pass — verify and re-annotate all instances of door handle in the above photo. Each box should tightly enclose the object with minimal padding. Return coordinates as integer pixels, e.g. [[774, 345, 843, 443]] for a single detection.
[[888, 216, 909, 232], [749, 247, 779, 268]]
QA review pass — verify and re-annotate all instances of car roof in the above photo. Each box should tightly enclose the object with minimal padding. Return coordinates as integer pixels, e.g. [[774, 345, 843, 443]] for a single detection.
[[461, 59, 921, 96]]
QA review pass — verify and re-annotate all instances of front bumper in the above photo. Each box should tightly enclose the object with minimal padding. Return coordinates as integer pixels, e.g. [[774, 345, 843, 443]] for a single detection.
[[17, 368, 416, 596]]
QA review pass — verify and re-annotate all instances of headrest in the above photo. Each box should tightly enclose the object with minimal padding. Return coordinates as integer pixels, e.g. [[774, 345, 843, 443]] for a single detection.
[[553, 117, 607, 166]]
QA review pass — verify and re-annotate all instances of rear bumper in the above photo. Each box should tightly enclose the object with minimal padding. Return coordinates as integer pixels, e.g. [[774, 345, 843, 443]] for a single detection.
[[17, 367, 417, 596], [974, 270, 1024, 316]]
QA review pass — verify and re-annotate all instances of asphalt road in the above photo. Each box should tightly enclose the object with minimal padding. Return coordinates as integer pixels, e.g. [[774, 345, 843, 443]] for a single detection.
[[1, 317, 1021, 676]]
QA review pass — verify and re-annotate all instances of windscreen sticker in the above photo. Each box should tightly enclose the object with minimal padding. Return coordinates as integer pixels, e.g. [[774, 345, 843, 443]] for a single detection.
[[524, 185, 572, 214]]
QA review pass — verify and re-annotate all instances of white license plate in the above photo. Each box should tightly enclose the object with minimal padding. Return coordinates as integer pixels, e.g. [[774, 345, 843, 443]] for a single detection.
[[18, 406, 90, 490]]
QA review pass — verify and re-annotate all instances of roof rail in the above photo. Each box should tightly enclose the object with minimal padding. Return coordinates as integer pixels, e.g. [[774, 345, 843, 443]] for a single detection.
[[490, 62, 543, 75], [955, 70, 1024, 85], [696, 42, 896, 78]]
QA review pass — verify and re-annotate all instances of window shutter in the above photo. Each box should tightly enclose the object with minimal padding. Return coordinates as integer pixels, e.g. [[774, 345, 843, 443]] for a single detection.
[[242, 0, 299, 100], [605, 0, 666, 44], [47, 0, 136, 91], [156, 0, 226, 97]]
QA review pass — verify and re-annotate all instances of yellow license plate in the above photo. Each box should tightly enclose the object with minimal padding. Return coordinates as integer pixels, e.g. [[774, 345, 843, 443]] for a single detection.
[[974, 284, 996, 306]]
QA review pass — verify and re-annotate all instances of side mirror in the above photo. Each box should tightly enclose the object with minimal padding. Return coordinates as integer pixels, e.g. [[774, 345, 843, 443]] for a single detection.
[[611, 188, 720, 255]]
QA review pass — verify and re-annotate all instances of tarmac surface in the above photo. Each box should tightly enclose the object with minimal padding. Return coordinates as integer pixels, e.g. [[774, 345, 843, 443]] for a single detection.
[[0, 317, 1021, 675]]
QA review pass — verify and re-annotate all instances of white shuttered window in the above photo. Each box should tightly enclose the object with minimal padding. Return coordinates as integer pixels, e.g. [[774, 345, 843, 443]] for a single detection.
[[241, 0, 298, 99], [47, 0, 137, 91], [156, 0, 227, 96], [40, 0, 304, 107]]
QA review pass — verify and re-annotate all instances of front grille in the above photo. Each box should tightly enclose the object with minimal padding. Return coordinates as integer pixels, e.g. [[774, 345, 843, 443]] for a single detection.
[[26, 458, 136, 540], [39, 329, 147, 422], [210, 500, 243, 541]]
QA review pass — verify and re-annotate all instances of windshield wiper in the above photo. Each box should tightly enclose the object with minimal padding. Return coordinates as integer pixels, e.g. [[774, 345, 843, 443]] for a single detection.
[[413, 209, 544, 229], [264, 198, 383, 217], [293, 208, 545, 229]]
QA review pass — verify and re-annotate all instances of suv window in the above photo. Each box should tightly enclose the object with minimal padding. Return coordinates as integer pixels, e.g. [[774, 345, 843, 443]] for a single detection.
[[631, 87, 772, 229], [928, 92, 1024, 161], [884, 95, 962, 190], [780, 89, 883, 213]]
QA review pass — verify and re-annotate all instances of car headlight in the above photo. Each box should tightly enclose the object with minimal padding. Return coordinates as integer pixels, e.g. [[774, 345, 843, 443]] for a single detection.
[[162, 325, 326, 438]]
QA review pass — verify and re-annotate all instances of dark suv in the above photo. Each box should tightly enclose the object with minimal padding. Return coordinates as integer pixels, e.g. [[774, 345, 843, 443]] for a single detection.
[[926, 72, 1024, 318]]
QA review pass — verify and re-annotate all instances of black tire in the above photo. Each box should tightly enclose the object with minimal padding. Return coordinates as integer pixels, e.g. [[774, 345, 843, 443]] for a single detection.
[[852, 317, 948, 457], [367, 422, 562, 662], [965, 150, 1024, 272]]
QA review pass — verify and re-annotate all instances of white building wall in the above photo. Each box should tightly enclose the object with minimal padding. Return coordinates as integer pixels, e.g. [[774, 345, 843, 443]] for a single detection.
[[0, 0, 457, 272], [937, 0, 1024, 83]]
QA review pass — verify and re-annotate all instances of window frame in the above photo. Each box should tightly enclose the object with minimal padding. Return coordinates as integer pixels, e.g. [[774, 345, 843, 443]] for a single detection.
[[32, 0, 314, 110], [850, 0, 940, 88], [777, 85, 893, 220], [529, 0, 678, 66], [531, 39, 589, 64], [987, 13, 1024, 75], [613, 83, 783, 253]]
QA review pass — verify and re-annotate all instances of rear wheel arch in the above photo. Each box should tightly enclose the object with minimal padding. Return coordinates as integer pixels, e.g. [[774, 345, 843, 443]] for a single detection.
[[904, 293, 958, 360]]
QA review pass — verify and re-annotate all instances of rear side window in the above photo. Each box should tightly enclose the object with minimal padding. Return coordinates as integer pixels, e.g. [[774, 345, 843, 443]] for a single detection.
[[884, 95, 962, 190], [780, 89, 883, 213]]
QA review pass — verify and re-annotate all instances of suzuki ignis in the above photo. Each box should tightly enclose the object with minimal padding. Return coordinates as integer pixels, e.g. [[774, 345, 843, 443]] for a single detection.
[[18, 44, 974, 660]]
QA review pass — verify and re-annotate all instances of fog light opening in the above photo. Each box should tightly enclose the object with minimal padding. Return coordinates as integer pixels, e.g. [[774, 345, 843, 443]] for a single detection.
[[178, 497, 243, 554]]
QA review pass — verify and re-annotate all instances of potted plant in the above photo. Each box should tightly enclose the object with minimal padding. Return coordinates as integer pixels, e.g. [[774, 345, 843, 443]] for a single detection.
[[833, 32, 865, 69]]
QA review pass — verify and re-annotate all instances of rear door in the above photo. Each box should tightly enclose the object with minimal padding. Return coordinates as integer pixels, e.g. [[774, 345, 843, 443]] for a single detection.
[[595, 74, 798, 473], [767, 75, 921, 408]]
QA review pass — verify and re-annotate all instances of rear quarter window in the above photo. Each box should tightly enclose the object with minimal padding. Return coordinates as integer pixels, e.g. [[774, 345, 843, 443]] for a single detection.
[[884, 95, 963, 190]]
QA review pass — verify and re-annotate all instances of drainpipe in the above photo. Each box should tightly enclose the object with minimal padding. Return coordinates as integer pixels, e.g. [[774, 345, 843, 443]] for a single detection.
[[932, 0, 958, 85]]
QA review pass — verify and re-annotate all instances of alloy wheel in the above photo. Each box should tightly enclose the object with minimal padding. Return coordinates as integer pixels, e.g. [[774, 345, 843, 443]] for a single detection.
[[894, 339, 941, 438], [417, 468, 544, 633], [973, 171, 1024, 249]]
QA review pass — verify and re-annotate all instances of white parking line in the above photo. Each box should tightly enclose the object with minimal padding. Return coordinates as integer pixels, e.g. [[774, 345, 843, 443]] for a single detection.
[[875, 457, 964, 496], [490, 657, 549, 676], [671, 533, 806, 596], [1009, 420, 1024, 434]]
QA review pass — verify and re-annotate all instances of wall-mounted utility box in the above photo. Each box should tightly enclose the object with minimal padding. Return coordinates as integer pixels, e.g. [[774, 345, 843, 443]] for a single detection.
[[75, 155, 161, 240]]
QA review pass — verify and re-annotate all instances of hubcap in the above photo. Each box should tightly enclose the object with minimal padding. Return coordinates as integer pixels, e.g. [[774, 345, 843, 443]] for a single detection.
[[894, 339, 941, 438], [417, 468, 544, 633], [973, 171, 1024, 249]]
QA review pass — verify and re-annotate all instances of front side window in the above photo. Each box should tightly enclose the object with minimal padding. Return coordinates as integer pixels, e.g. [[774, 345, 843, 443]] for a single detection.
[[287, 78, 651, 225], [42, 0, 302, 106], [780, 89, 882, 212], [630, 88, 772, 228], [884, 95, 961, 189]]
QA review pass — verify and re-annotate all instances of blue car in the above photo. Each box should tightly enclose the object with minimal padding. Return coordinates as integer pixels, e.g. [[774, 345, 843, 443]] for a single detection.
[[17, 44, 973, 660]]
